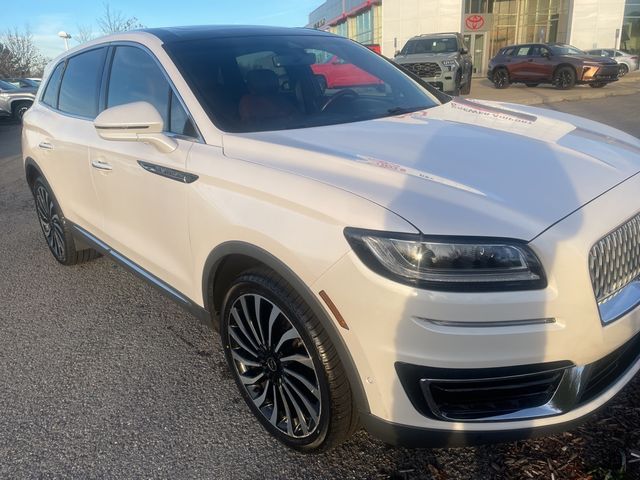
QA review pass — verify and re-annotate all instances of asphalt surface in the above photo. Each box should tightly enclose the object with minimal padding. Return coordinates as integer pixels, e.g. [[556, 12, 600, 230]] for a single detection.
[[1, 95, 640, 480]]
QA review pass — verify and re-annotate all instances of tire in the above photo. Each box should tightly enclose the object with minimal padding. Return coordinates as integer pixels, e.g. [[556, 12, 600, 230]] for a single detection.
[[32, 176, 101, 266], [619, 63, 629, 77], [460, 72, 472, 95], [525, 83, 539, 87], [553, 66, 576, 90], [221, 268, 358, 452], [492, 68, 510, 89], [589, 82, 607, 88], [12, 101, 32, 122]]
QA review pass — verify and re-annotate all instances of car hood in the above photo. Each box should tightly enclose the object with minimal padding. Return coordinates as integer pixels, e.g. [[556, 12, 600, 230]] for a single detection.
[[573, 54, 618, 65], [395, 52, 457, 62], [222, 98, 640, 240]]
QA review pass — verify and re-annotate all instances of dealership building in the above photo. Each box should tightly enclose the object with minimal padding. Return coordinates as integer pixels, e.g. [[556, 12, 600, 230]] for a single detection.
[[307, 0, 640, 76]]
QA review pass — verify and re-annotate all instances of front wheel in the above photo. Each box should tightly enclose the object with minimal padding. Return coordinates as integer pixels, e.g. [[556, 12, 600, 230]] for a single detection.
[[553, 66, 576, 89], [221, 269, 358, 452]]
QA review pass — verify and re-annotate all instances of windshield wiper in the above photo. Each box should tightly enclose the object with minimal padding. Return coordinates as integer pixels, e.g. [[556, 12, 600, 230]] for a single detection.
[[386, 106, 427, 116]]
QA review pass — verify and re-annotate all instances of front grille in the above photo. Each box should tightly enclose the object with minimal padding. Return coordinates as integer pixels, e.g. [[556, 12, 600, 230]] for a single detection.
[[596, 65, 619, 78], [589, 213, 640, 304], [402, 62, 442, 78]]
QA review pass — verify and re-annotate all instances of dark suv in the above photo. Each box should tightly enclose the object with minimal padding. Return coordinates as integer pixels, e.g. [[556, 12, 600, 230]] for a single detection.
[[488, 43, 619, 90]]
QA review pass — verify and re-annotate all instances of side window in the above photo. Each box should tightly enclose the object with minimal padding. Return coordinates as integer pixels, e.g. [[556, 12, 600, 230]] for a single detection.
[[42, 62, 65, 108], [107, 46, 195, 136], [515, 46, 531, 56], [58, 48, 107, 118]]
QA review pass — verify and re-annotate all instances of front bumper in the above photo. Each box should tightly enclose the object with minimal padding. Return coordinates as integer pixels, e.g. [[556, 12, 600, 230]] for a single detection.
[[579, 65, 620, 83], [312, 172, 640, 446]]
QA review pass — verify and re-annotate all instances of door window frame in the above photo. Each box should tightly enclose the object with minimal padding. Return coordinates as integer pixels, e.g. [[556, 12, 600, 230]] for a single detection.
[[39, 41, 203, 143]]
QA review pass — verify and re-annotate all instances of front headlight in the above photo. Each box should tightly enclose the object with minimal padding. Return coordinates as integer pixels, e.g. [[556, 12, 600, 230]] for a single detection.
[[345, 228, 546, 292]]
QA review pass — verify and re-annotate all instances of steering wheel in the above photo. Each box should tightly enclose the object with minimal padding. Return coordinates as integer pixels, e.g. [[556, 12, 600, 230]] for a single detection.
[[321, 89, 359, 112]]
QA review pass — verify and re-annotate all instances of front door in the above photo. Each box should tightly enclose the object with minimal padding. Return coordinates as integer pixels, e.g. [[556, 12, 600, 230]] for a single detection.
[[90, 44, 200, 296]]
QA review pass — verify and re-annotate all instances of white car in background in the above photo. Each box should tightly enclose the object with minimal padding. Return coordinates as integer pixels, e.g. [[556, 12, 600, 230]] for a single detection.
[[21, 26, 640, 451], [586, 48, 639, 76]]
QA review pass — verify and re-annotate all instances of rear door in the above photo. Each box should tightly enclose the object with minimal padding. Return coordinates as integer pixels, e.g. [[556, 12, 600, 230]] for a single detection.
[[89, 45, 199, 295], [36, 47, 107, 234]]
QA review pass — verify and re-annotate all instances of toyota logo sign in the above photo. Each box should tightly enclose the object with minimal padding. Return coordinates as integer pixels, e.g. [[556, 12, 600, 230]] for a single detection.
[[465, 15, 485, 31]]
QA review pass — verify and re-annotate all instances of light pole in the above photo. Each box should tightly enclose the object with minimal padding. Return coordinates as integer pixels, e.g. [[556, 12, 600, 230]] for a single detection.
[[58, 31, 71, 51]]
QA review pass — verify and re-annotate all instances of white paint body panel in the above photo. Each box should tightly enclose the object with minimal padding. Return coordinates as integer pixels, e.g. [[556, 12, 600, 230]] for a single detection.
[[21, 30, 640, 439]]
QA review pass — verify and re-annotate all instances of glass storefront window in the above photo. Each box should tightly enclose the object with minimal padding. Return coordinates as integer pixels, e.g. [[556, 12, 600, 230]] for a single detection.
[[334, 21, 348, 38], [353, 9, 373, 44], [623, 2, 640, 54]]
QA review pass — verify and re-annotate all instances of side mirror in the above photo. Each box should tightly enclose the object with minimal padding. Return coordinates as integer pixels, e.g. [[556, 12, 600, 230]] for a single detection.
[[460, 48, 468, 55], [94, 101, 177, 153], [395, 50, 401, 57], [542, 51, 551, 58]]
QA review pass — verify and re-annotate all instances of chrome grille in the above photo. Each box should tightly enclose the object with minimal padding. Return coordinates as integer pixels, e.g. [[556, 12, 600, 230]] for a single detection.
[[402, 62, 442, 78], [589, 213, 640, 304]]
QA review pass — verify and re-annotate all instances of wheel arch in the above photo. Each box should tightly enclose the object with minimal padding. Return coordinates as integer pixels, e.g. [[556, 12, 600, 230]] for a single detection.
[[24, 156, 44, 189], [202, 240, 370, 414], [552, 62, 578, 79]]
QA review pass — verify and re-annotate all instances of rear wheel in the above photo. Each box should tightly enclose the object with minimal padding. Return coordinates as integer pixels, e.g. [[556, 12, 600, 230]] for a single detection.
[[553, 66, 576, 90], [492, 68, 510, 89], [12, 101, 32, 122], [221, 268, 358, 452], [618, 63, 629, 77], [32, 176, 100, 266]]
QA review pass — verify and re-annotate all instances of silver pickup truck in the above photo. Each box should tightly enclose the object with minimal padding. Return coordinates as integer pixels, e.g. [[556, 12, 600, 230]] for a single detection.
[[0, 79, 36, 121]]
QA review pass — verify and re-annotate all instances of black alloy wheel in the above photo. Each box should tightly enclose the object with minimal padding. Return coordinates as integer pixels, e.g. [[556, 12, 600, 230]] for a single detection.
[[554, 66, 576, 90], [493, 68, 510, 89], [34, 181, 67, 262], [221, 269, 358, 452]]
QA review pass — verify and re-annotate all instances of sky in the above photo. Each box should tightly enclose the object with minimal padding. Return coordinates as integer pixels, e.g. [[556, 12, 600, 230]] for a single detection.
[[2, 0, 323, 58]]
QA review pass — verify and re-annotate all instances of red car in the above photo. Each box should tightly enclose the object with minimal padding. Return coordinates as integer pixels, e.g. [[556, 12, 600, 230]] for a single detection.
[[311, 55, 384, 89]]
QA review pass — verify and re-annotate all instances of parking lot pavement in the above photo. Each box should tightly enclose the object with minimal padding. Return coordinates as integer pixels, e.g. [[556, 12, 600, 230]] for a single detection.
[[467, 71, 640, 106], [1, 96, 640, 480]]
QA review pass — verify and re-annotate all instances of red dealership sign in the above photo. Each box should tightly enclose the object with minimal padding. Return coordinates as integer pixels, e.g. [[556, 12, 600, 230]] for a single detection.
[[465, 15, 485, 31]]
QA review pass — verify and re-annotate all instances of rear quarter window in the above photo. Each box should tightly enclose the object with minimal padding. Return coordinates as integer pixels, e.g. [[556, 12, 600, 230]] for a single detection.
[[41, 62, 65, 108]]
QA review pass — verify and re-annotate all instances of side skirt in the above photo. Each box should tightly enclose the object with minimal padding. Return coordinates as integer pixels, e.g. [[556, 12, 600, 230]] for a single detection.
[[72, 223, 213, 329]]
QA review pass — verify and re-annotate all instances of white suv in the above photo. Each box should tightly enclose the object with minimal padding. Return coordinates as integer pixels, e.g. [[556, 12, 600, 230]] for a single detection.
[[22, 26, 640, 452]]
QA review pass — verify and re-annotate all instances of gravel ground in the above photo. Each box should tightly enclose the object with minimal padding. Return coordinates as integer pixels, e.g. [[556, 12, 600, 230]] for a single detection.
[[1, 95, 640, 479]]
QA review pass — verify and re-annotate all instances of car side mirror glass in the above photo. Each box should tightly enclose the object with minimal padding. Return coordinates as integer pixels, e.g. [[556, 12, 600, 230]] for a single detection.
[[460, 48, 468, 55], [94, 101, 177, 153]]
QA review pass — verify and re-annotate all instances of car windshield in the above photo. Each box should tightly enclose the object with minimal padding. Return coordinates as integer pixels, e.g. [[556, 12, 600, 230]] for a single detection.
[[403, 37, 459, 55], [166, 34, 441, 133], [549, 44, 586, 55], [0, 80, 17, 90]]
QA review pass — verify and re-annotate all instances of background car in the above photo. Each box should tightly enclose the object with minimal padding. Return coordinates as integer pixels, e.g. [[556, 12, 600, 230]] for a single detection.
[[393, 32, 472, 95], [488, 43, 620, 89], [0, 79, 36, 121], [586, 49, 639, 76], [311, 54, 384, 89], [2, 77, 41, 88]]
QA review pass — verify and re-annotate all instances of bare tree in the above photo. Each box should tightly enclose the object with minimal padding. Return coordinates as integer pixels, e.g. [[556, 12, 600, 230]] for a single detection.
[[97, 3, 144, 34], [0, 27, 47, 77], [74, 24, 95, 44]]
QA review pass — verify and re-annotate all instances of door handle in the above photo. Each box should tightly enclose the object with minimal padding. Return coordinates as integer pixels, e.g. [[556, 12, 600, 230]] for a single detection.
[[91, 159, 113, 171], [38, 141, 54, 150]]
